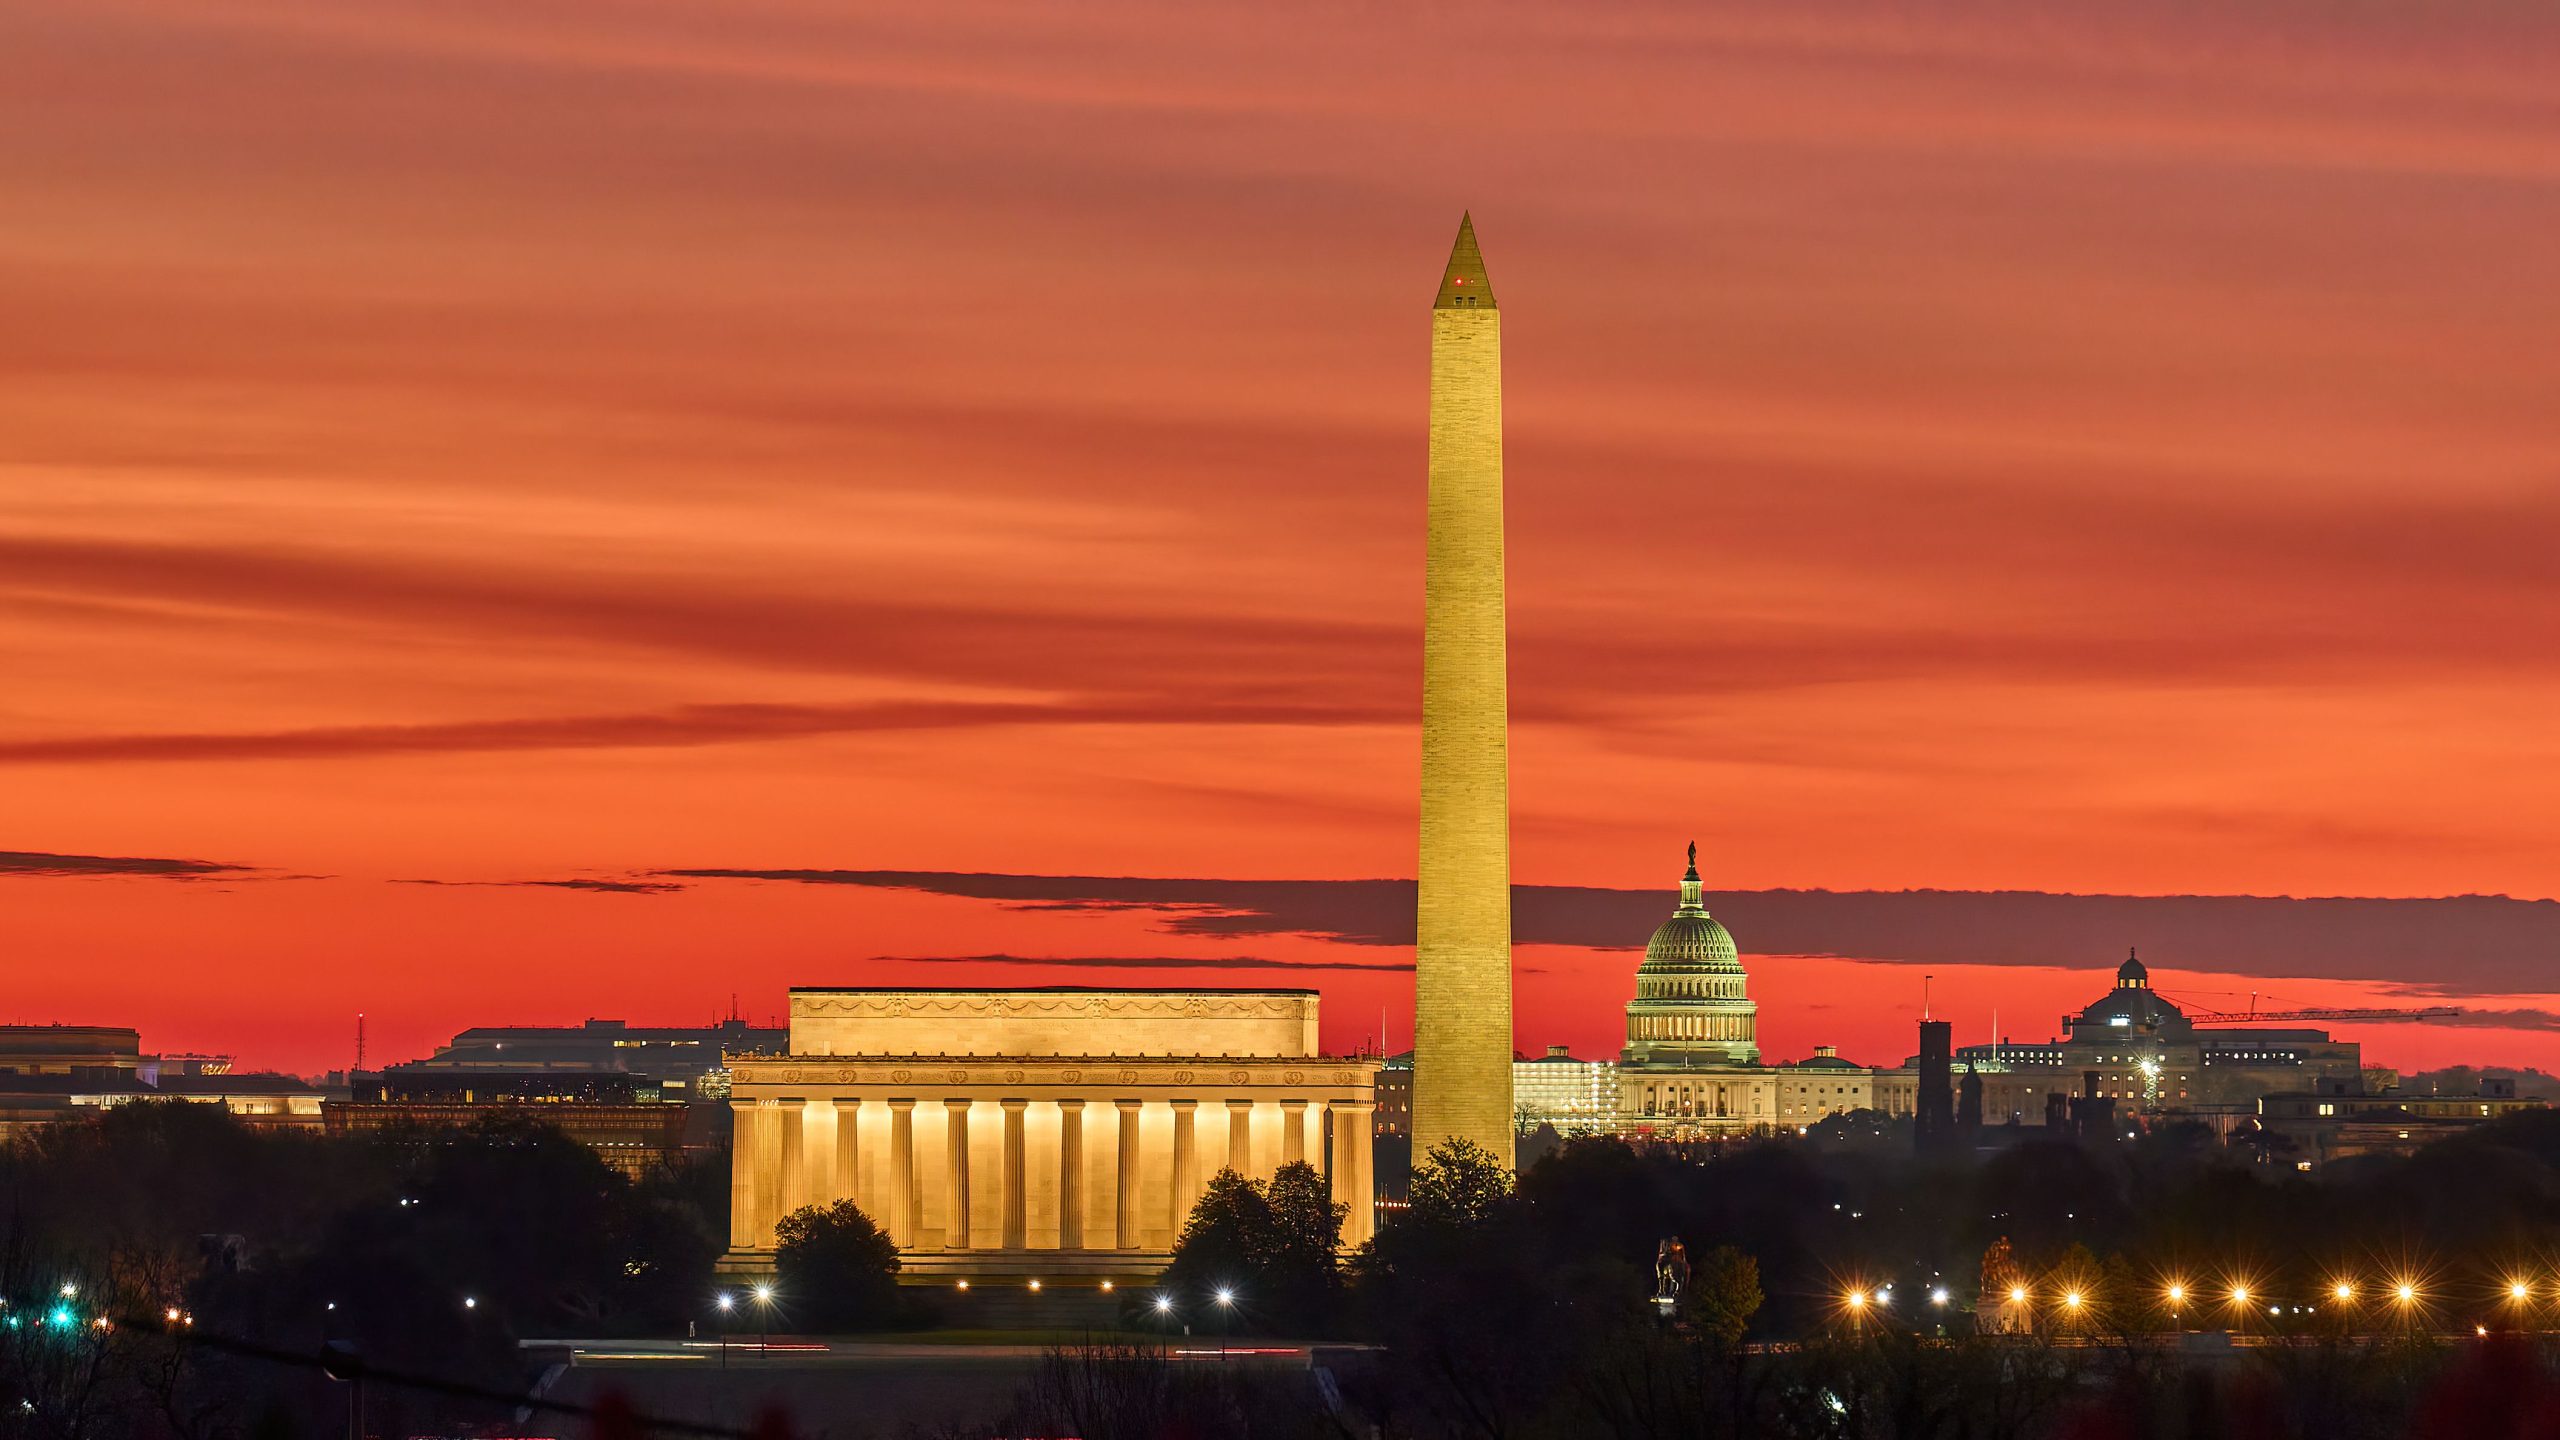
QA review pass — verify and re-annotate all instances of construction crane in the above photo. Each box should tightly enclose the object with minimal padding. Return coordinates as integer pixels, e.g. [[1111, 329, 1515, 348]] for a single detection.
[[2067, 981, 2466, 1035], [2184, 1004, 2461, 1026], [2129, 980, 2460, 1026]]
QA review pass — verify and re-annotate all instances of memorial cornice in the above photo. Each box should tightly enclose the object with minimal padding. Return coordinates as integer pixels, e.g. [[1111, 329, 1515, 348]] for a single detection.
[[788, 991, 1310, 1020], [726, 1054, 1380, 1089]]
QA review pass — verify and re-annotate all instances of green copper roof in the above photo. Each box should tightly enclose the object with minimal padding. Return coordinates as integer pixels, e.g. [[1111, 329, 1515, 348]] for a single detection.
[[1434, 212, 1496, 310]]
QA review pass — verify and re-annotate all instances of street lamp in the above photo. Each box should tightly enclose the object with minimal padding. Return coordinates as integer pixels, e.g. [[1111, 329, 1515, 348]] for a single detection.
[[2390, 1278, 2421, 1338], [753, 1283, 775, 1353], [715, 1292, 734, 1368]]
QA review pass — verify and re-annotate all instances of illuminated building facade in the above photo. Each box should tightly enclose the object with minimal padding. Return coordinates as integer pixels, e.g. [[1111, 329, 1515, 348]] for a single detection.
[[0, 1025, 143, 1079], [1513, 1046, 1620, 1134], [719, 987, 1379, 1283], [1946, 953, 2366, 1120]]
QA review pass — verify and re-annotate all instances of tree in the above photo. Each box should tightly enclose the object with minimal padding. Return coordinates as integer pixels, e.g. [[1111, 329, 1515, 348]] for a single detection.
[[1261, 1161, 1346, 1330], [1683, 1246, 1762, 1348], [772, 1200, 902, 1333], [1161, 1164, 1344, 1334], [1403, 1137, 1514, 1230], [1162, 1168, 1271, 1304]]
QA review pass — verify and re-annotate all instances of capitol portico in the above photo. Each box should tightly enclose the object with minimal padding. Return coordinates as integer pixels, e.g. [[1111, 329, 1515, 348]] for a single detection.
[[720, 988, 1379, 1281]]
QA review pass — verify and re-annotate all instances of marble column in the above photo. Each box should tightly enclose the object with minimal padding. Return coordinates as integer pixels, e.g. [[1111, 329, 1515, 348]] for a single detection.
[[1331, 1101, 1376, 1246], [832, 1098, 860, 1206], [1168, 1099, 1198, 1236], [1000, 1099, 1029, 1251], [887, 1099, 916, 1246], [1281, 1099, 1308, 1167], [748, 1102, 779, 1241], [946, 1100, 973, 1250], [727, 1099, 758, 1249], [775, 1098, 807, 1226], [1057, 1100, 1086, 1251], [1226, 1099, 1254, 1177], [1114, 1099, 1143, 1249]]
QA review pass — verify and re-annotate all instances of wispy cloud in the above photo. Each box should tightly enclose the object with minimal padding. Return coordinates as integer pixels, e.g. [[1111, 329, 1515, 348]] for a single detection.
[[0, 697, 1396, 765], [395, 877, 687, 896], [876, 952, 1410, 973], [0, 848, 248, 879]]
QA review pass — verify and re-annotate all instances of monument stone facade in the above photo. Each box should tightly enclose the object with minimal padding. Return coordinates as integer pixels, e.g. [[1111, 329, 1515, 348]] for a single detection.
[[1413, 212, 1518, 1163], [720, 987, 1379, 1283]]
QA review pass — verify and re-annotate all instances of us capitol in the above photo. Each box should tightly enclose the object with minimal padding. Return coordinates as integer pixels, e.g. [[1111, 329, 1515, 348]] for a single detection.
[[1380, 845, 2375, 1140]]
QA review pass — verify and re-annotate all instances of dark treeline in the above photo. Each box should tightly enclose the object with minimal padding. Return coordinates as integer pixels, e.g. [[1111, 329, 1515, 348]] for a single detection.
[[1174, 1110, 2560, 1344], [1108, 1110, 2560, 1439], [19, 1101, 2560, 1436], [0, 1100, 727, 1440]]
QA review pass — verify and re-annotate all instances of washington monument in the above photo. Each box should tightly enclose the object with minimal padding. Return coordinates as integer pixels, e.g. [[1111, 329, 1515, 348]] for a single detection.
[[1411, 213, 1514, 1162]]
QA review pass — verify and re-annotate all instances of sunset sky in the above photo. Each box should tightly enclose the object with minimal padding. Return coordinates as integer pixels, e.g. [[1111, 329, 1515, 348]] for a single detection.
[[6, 2, 2560, 1078]]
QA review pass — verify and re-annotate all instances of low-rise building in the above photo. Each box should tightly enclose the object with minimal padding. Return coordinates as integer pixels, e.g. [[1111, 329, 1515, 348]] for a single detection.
[[1514, 1045, 1619, 1134], [388, 1017, 783, 1101], [2254, 1077, 2546, 1169]]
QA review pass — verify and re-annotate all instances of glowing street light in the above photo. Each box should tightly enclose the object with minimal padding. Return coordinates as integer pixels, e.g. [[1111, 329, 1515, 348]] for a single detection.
[[1929, 1288, 1950, 1307], [2008, 1286, 2028, 1305], [2332, 1282, 2355, 1303], [716, 1293, 735, 1313], [1214, 1289, 1235, 1307], [1844, 1289, 1868, 1311], [1154, 1296, 1174, 1314], [462, 1297, 477, 1310]]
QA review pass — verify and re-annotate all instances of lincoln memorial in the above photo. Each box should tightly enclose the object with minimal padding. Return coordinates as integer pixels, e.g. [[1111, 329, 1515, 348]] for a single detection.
[[719, 987, 1380, 1282]]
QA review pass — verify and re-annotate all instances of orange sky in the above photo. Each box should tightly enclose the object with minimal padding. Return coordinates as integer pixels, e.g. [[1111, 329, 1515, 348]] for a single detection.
[[4, 1, 2559, 1077]]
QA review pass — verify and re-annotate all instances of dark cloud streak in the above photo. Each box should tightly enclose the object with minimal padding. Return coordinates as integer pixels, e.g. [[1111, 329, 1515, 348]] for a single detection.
[[0, 848, 247, 879], [667, 867, 2560, 998], [395, 877, 687, 895], [874, 953, 1411, 973]]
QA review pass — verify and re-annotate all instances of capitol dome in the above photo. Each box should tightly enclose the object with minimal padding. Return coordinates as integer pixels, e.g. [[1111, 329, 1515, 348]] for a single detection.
[[1622, 843, 1759, 1065]]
